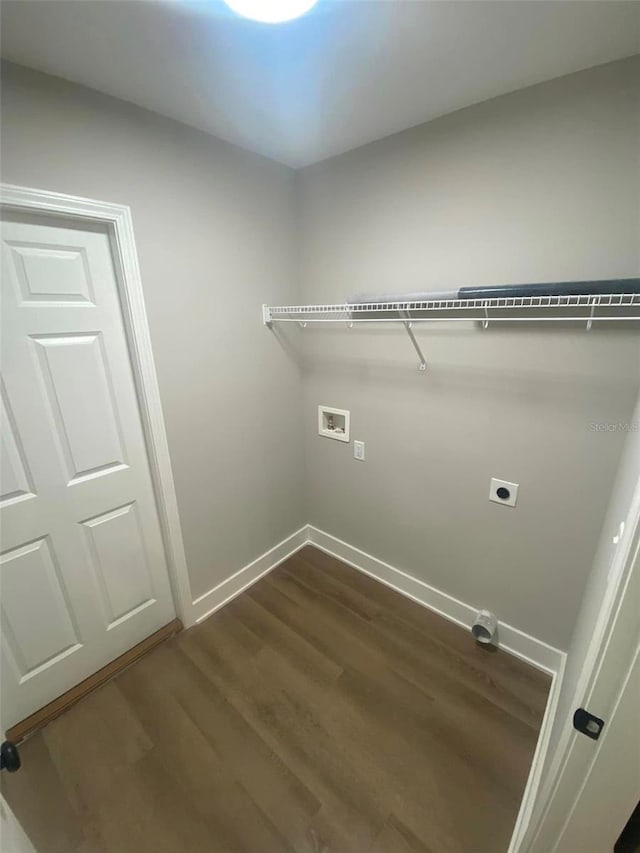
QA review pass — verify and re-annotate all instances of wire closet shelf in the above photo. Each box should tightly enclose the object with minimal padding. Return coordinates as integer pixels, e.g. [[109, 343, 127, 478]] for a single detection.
[[262, 293, 640, 371]]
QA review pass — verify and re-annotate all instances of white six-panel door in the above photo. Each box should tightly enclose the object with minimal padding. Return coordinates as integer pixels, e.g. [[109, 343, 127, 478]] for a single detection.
[[1, 210, 176, 728]]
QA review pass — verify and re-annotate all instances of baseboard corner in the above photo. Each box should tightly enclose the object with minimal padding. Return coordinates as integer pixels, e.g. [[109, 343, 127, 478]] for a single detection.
[[190, 524, 309, 625], [306, 524, 564, 676], [188, 521, 564, 676]]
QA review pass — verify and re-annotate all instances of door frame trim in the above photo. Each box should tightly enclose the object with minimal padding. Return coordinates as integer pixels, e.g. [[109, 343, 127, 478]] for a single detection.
[[1, 183, 194, 626], [509, 402, 640, 851]]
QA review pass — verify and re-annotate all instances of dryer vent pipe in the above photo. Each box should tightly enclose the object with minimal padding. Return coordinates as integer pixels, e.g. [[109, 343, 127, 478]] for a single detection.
[[471, 610, 497, 645]]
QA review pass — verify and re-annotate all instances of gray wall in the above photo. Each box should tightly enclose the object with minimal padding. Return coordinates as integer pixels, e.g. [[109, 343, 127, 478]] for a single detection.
[[2, 58, 638, 650], [0, 61, 305, 602], [296, 58, 640, 651]]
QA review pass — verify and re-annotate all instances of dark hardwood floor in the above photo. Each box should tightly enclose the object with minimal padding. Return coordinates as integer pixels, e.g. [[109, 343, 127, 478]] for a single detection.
[[2, 546, 550, 853]]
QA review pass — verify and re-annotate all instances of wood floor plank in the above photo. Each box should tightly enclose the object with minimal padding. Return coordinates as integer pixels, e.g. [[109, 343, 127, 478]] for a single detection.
[[78, 747, 221, 853], [41, 681, 154, 812], [256, 640, 515, 853], [284, 550, 382, 622], [299, 547, 548, 712], [181, 616, 385, 851], [115, 660, 293, 853], [369, 815, 437, 853], [1, 547, 550, 853], [164, 642, 322, 847], [226, 591, 344, 684], [0, 733, 84, 853], [289, 549, 549, 724]]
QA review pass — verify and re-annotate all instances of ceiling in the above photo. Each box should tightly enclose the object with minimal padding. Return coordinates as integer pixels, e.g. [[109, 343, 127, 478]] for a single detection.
[[1, 0, 639, 168]]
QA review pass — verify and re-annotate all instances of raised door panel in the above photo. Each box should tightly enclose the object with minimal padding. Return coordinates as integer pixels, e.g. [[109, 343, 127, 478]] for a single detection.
[[5, 241, 95, 306], [0, 385, 35, 508], [0, 538, 82, 681], [32, 333, 127, 485], [82, 502, 155, 628]]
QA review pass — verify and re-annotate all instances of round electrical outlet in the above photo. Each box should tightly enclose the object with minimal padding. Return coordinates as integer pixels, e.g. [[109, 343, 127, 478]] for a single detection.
[[489, 478, 519, 507]]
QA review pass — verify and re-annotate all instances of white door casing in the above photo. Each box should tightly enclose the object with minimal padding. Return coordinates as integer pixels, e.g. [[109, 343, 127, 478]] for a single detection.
[[554, 642, 640, 852], [522, 421, 640, 851], [545, 526, 640, 853], [0, 186, 192, 730]]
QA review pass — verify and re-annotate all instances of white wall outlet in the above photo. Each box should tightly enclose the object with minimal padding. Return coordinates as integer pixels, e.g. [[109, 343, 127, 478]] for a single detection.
[[354, 440, 365, 461], [489, 477, 519, 507], [318, 405, 350, 442]]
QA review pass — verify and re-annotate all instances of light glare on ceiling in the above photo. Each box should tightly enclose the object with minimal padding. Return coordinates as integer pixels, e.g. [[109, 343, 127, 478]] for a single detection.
[[223, 0, 318, 24]]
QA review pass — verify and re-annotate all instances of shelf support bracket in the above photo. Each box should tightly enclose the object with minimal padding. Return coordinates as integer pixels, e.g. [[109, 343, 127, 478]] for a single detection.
[[401, 312, 427, 371], [586, 300, 596, 331], [262, 304, 272, 326]]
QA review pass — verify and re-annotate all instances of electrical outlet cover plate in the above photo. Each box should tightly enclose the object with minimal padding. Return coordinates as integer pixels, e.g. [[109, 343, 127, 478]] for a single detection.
[[489, 477, 519, 507], [354, 440, 365, 461]]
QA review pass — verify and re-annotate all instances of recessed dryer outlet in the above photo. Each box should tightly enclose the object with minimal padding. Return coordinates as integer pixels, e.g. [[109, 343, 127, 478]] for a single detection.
[[318, 406, 350, 442], [489, 477, 519, 507]]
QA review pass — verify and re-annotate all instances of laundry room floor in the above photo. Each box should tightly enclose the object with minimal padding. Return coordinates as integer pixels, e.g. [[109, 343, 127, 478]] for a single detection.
[[2, 545, 550, 853]]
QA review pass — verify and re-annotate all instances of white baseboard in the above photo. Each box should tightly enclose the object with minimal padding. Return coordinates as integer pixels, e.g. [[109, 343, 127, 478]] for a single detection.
[[307, 525, 565, 676], [190, 525, 309, 625]]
